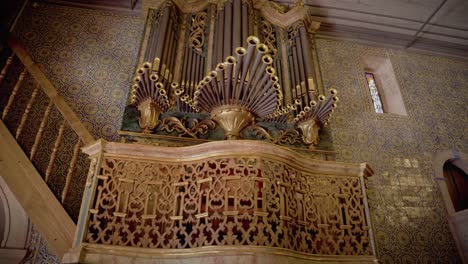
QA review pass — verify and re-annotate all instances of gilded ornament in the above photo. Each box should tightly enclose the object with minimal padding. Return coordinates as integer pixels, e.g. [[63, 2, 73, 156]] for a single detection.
[[211, 106, 255, 139], [297, 118, 320, 147], [260, 19, 278, 57], [188, 12, 207, 52], [160, 116, 216, 138], [138, 99, 163, 133], [130, 60, 171, 133], [247, 125, 301, 145]]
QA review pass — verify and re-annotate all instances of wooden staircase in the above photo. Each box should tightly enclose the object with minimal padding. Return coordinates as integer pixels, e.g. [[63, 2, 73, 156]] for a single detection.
[[0, 35, 95, 258]]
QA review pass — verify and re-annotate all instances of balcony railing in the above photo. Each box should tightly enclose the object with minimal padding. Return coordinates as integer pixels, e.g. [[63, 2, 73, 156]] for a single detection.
[[68, 139, 377, 263]]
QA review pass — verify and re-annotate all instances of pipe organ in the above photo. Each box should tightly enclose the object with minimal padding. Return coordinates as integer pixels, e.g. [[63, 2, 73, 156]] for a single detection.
[[212, 0, 253, 68], [126, 0, 338, 148], [65, 1, 378, 262]]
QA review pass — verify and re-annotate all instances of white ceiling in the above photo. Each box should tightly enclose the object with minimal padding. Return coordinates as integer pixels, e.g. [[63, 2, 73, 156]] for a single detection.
[[290, 0, 468, 57]]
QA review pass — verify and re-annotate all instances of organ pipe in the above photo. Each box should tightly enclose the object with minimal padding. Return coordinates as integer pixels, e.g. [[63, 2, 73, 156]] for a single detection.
[[133, 0, 337, 143], [176, 11, 208, 113], [212, 0, 253, 68]]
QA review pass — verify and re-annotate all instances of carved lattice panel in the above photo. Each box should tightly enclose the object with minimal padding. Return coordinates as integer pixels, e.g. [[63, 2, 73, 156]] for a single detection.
[[86, 155, 371, 255]]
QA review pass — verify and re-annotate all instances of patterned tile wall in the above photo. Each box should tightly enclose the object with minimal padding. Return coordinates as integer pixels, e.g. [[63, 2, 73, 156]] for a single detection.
[[14, 2, 144, 141], [10, 2, 468, 263], [12, 4, 143, 261], [25, 225, 60, 264], [316, 39, 467, 263]]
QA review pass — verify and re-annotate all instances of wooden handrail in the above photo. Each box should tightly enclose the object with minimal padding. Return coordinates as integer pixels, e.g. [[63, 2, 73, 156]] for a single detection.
[[0, 121, 75, 257], [7, 34, 95, 145]]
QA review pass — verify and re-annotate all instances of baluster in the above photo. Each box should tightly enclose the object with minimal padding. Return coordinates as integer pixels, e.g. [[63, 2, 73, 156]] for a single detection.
[[61, 139, 81, 203], [2, 68, 27, 120], [30, 100, 53, 160], [16, 83, 40, 139], [0, 54, 15, 86], [45, 120, 67, 183]]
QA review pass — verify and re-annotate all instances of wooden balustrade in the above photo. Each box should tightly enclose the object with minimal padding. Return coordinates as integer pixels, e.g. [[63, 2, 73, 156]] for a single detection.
[[0, 35, 95, 222], [1, 68, 26, 120], [0, 53, 15, 87], [6, 35, 94, 144], [64, 140, 378, 263]]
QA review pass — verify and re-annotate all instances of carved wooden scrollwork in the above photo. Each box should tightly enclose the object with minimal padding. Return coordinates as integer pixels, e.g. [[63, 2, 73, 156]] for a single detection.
[[160, 116, 216, 138], [247, 125, 301, 145], [189, 12, 207, 52], [287, 22, 302, 45], [260, 19, 278, 58], [84, 158, 97, 188]]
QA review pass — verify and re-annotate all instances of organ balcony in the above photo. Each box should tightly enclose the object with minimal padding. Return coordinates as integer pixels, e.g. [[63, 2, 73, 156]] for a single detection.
[[64, 139, 377, 263], [62, 0, 378, 262]]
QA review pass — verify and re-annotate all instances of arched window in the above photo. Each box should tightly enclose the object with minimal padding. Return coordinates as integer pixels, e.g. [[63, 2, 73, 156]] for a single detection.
[[443, 161, 468, 212]]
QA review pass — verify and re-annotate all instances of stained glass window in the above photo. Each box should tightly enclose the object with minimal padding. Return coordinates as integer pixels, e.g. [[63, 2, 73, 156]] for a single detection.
[[365, 72, 384, 113]]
